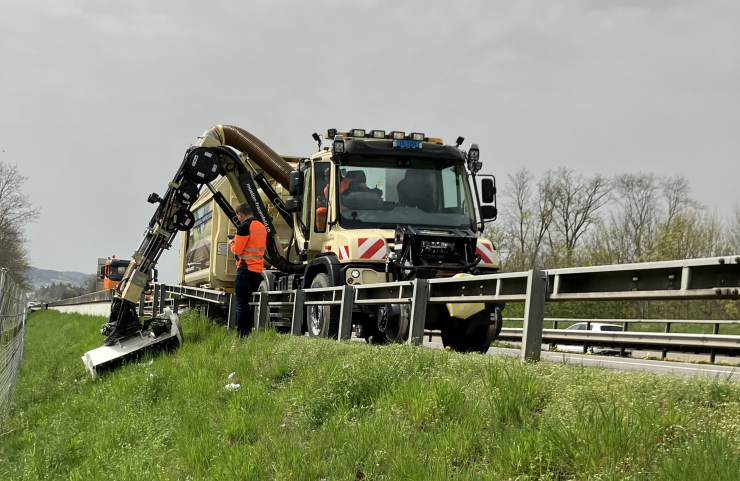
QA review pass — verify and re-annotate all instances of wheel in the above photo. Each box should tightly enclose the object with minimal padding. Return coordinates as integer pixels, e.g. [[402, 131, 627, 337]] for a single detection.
[[441, 305, 502, 354], [307, 273, 339, 339], [377, 304, 409, 343], [357, 312, 389, 344]]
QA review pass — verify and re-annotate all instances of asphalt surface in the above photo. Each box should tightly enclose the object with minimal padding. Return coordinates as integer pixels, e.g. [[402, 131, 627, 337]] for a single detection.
[[421, 337, 739, 380]]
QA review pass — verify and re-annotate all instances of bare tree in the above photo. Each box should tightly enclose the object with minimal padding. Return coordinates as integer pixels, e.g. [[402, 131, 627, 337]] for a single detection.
[[662, 174, 700, 226], [731, 204, 740, 253], [613, 173, 661, 262], [549, 169, 611, 265], [0, 162, 39, 284]]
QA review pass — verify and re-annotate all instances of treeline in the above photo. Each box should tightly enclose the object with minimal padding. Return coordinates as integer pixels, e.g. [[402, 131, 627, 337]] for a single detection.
[[0, 162, 38, 287], [33, 282, 90, 303], [485, 169, 740, 320]]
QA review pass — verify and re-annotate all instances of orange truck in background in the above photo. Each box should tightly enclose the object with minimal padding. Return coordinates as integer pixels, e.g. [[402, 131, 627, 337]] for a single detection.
[[98, 256, 131, 291], [97, 256, 158, 292]]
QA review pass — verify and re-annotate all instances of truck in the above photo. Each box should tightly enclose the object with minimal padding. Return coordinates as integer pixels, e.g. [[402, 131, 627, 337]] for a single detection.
[[97, 125, 501, 355], [176, 126, 502, 352], [97, 256, 131, 291]]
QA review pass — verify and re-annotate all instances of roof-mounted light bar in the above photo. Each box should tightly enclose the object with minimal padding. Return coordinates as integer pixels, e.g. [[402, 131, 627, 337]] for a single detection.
[[326, 129, 441, 143], [371, 130, 385, 139]]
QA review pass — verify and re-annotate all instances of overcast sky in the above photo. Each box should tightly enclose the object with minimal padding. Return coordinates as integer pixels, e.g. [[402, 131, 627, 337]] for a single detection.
[[2, 0, 738, 280]]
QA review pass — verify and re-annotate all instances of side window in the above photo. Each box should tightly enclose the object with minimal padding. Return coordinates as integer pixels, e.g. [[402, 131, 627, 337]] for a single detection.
[[299, 165, 312, 236], [441, 166, 459, 209], [314, 163, 330, 233]]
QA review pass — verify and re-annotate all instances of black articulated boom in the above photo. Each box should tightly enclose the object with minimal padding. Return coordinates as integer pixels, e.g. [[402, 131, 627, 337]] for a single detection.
[[100, 141, 299, 346]]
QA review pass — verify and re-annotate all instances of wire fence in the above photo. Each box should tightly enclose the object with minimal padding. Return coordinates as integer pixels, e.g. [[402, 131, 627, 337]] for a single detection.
[[0, 268, 27, 429]]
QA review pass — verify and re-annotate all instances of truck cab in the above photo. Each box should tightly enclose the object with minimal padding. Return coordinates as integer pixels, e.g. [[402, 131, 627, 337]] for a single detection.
[[290, 130, 498, 286], [99, 256, 131, 291], [285, 130, 501, 350]]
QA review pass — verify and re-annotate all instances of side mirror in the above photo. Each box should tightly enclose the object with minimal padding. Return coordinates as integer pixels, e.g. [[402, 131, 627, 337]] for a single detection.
[[284, 198, 300, 213], [99, 266, 105, 279], [480, 205, 497, 220], [288, 170, 304, 196], [481, 178, 496, 204], [152, 269, 159, 283]]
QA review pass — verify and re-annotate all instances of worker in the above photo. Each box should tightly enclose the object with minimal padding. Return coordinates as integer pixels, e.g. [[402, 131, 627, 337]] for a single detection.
[[229, 203, 267, 337], [318, 169, 383, 221]]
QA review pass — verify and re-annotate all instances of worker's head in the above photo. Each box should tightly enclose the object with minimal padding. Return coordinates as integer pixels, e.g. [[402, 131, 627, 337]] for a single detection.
[[235, 203, 252, 223]]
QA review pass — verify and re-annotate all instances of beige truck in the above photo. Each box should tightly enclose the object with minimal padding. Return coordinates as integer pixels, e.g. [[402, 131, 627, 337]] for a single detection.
[[176, 126, 502, 352]]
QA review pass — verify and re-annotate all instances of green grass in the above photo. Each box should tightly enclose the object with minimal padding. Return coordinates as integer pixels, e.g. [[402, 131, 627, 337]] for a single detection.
[[2, 310, 740, 480]]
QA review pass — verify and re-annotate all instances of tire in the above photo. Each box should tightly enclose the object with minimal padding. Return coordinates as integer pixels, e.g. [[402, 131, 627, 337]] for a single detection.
[[441, 306, 502, 354], [377, 304, 409, 344], [358, 312, 389, 344], [307, 273, 340, 339]]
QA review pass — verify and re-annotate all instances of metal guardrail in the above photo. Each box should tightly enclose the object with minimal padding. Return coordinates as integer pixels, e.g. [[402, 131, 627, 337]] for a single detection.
[[38, 256, 740, 363], [46, 289, 115, 307], [249, 256, 740, 361], [0, 269, 28, 429], [500, 317, 740, 361]]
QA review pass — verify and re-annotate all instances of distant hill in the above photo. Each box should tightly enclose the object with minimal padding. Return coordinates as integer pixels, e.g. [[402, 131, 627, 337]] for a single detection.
[[26, 267, 90, 289]]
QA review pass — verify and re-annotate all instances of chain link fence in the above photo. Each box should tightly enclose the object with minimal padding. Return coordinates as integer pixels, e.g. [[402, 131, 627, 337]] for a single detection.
[[0, 268, 27, 429]]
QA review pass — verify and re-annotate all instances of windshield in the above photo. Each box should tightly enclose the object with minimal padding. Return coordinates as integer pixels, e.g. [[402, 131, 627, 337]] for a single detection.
[[336, 157, 475, 230], [108, 262, 129, 281]]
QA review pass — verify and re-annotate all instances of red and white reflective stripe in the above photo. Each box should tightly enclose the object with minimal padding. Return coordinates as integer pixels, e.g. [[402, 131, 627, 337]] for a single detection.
[[476, 241, 494, 264], [338, 245, 350, 261], [358, 237, 387, 260]]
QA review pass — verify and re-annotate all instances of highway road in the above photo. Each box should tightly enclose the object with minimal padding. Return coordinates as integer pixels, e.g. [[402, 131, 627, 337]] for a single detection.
[[420, 337, 738, 380]]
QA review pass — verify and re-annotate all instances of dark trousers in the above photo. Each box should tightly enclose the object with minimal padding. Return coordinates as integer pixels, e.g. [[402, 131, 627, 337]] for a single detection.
[[234, 268, 264, 337]]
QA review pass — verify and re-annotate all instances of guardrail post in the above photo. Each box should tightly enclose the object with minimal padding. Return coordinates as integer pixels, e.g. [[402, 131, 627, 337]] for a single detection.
[[338, 285, 354, 341], [661, 322, 671, 359], [291, 290, 305, 336], [152, 284, 160, 318], [139, 292, 145, 318], [521, 269, 546, 362], [256, 292, 269, 329], [171, 295, 180, 315], [709, 322, 720, 363], [408, 279, 430, 346], [227, 293, 237, 329]]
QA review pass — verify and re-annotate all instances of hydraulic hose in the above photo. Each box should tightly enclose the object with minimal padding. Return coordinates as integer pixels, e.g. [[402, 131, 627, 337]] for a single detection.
[[205, 125, 293, 188], [266, 240, 305, 274]]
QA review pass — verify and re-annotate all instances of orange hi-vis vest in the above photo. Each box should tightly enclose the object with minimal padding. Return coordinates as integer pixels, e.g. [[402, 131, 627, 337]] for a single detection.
[[324, 177, 352, 198], [315, 207, 327, 230], [230, 219, 267, 273]]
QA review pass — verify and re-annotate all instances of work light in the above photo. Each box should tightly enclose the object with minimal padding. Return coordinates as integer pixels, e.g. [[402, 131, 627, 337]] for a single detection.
[[468, 144, 480, 162], [333, 135, 345, 154]]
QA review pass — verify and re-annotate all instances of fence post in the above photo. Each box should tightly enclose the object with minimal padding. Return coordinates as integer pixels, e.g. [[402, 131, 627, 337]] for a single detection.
[[338, 285, 354, 341], [256, 292, 269, 329], [407, 279, 430, 346], [291, 290, 305, 336], [139, 292, 145, 318], [227, 293, 237, 329], [521, 269, 547, 362]]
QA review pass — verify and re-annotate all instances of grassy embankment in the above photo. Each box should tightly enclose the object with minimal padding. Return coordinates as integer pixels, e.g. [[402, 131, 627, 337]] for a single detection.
[[1, 309, 740, 480]]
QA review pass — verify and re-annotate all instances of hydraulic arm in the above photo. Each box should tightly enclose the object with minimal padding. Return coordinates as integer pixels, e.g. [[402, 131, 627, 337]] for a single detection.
[[100, 128, 300, 346]]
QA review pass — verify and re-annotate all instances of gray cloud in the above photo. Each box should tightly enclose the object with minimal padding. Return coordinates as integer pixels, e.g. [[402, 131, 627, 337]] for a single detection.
[[1, 0, 738, 279]]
